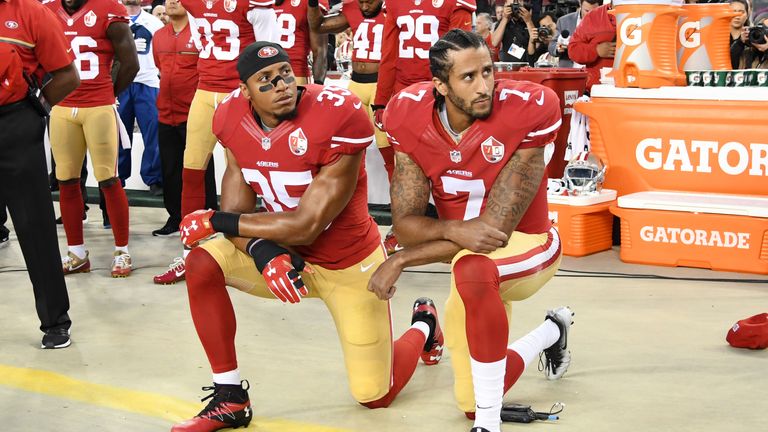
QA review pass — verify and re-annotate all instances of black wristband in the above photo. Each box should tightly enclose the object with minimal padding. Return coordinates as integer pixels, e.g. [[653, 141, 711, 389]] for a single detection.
[[371, 104, 385, 112], [209, 211, 241, 237], [308, 0, 318, 7], [246, 239, 306, 272]]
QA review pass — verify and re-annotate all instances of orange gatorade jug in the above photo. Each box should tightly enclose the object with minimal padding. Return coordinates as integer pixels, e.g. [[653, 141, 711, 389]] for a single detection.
[[610, 0, 683, 88], [677, 3, 738, 76]]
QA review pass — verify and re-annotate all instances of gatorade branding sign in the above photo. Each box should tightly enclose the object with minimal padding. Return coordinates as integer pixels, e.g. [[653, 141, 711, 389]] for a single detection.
[[619, 16, 643, 47], [639, 226, 750, 249], [635, 138, 768, 176], [679, 20, 700, 49]]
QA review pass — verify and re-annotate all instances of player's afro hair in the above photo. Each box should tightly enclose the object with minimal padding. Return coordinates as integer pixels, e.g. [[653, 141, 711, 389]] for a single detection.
[[429, 29, 491, 83]]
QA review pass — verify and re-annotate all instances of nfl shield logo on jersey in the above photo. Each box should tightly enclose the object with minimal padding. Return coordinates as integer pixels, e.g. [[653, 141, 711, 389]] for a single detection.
[[261, 137, 271, 150], [481, 137, 504, 163], [224, 0, 237, 13], [289, 128, 308, 156], [450, 150, 462, 163], [84, 10, 97, 28]]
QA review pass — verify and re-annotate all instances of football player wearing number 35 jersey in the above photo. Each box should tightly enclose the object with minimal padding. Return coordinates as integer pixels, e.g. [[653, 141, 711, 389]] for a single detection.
[[370, 30, 575, 432], [171, 42, 445, 432], [45, 0, 139, 278], [153, 0, 277, 285]]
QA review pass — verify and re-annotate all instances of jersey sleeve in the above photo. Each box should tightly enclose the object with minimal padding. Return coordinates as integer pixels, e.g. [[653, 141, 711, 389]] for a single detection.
[[247, 4, 279, 43], [105, 0, 130, 32], [450, 8, 474, 31], [373, 8, 398, 107], [381, 93, 417, 155], [519, 86, 561, 149], [34, 6, 75, 73], [320, 97, 375, 165], [211, 90, 240, 145]]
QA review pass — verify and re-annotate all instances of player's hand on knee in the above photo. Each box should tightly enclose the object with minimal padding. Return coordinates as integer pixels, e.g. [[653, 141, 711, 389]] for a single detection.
[[446, 219, 508, 254], [263, 254, 308, 303], [180, 209, 216, 247], [247, 239, 310, 303]]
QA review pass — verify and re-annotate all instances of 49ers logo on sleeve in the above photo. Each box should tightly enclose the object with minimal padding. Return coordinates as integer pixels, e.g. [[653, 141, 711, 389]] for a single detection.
[[433, 0, 444, 6], [289, 128, 308, 156], [258, 46, 279, 58], [291, 0, 300, 6], [84, 10, 97, 28], [481, 136, 504, 163], [224, 0, 237, 13]]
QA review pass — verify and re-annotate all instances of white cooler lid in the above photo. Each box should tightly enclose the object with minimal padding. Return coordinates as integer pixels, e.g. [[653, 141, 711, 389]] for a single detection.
[[548, 189, 617, 206], [617, 191, 768, 218], [590, 84, 768, 101]]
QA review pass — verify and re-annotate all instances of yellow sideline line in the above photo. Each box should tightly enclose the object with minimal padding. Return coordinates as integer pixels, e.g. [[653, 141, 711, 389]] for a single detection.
[[0, 364, 351, 432]]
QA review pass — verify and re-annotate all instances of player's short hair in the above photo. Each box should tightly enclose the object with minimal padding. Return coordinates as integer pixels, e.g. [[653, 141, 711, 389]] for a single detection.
[[429, 29, 491, 84]]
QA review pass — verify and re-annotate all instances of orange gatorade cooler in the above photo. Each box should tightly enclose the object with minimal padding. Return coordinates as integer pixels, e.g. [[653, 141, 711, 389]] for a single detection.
[[548, 189, 616, 257], [611, 191, 768, 275], [610, 0, 683, 88], [676, 3, 738, 83]]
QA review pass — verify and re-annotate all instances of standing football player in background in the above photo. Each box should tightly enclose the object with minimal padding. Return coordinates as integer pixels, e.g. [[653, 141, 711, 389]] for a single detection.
[[153, 0, 277, 284], [274, 0, 328, 85], [46, 0, 139, 277]]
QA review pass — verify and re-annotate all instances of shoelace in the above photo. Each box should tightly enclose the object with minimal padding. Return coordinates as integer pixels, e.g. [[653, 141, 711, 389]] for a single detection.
[[168, 258, 184, 271], [62, 253, 84, 267], [113, 254, 131, 269]]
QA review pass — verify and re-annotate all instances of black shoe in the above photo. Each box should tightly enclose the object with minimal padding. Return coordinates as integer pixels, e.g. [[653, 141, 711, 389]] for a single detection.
[[149, 184, 163, 196], [0, 229, 9, 249], [171, 381, 252, 431], [41, 328, 71, 349], [152, 220, 179, 236]]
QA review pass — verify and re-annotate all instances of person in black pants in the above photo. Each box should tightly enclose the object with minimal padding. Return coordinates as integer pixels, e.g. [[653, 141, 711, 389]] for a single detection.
[[156, 123, 217, 236], [0, 0, 81, 349]]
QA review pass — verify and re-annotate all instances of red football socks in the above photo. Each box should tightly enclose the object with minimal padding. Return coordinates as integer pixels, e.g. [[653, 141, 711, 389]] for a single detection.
[[58, 182, 84, 246], [100, 181, 130, 247], [185, 248, 238, 373], [182, 167, 207, 217]]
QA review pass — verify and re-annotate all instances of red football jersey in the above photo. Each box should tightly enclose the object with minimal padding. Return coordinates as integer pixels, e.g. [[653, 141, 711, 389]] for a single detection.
[[213, 85, 381, 269], [274, 0, 327, 78], [384, 80, 562, 234], [341, 0, 385, 64], [182, 0, 277, 93], [374, 0, 475, 106], [45, 0, 129, 108]]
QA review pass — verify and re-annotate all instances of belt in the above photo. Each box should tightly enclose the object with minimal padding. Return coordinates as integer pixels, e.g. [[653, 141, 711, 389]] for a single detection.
[[0, 99, 28, 116], [351, 71, 378, 84]]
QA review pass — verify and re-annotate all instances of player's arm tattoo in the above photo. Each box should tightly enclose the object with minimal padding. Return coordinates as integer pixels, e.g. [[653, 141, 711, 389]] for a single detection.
[[481, 146, 546, 235], [390, 151, 430, 224]]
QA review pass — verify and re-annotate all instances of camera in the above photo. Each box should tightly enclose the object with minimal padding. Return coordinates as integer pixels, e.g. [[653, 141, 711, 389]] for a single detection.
[[748, 24, 768, 46], [538, 26, 552, 39]]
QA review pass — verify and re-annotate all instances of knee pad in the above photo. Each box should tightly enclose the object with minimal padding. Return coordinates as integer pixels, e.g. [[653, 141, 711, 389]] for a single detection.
[[356, 380, 391, 408]]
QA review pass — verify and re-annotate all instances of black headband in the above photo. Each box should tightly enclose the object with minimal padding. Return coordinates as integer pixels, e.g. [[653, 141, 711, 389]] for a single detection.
[[237, 41, 291, 83]]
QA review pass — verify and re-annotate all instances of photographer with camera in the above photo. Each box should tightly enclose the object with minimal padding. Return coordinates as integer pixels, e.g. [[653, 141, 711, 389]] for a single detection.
[[492, 0, 537, 63], [733, 22, 768, 69], [729, 0, 750, 68], [530, 12, 558, 66], [549, 0, 601, 67]]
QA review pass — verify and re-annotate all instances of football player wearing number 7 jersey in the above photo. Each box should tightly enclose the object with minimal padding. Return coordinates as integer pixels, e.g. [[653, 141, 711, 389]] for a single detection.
[[154, 0, 277, 284], [171, 41, 445, 432], [45, 0, 139, 277], [308, 0, 394, 177], [370, 30, 574, 432]]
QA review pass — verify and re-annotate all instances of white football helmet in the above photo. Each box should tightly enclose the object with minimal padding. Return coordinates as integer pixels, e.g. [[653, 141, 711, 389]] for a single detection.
[[563, 152, 606, 196]]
